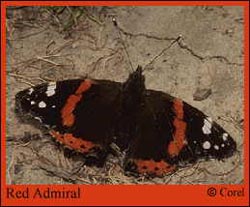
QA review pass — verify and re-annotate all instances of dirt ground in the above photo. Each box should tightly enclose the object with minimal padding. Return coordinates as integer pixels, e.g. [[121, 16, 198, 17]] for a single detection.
[[6, 6, 244, 184]]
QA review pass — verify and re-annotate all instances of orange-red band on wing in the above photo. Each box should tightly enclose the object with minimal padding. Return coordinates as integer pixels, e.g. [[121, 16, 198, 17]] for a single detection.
[[61, 79, 92, 127], [50, 130, 99, 153], [133, 159, 176, 176], [167, 99, 187, 157]]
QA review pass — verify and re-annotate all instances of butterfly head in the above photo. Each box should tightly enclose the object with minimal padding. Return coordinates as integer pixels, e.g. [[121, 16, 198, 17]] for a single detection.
[[124, 65, 145, 92]]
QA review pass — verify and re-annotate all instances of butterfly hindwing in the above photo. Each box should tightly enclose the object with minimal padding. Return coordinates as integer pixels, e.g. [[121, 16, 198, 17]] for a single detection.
[[124, 90, 177, 176], [124, 89, 237, 176]]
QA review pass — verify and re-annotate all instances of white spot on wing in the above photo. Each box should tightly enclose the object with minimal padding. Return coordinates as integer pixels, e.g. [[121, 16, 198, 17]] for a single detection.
[[31, 101, 35, 105], [202, 141, 211, 149], [214, 145, 219, 150], [45, 82, 56, 97], [28, 88, 34, 95], [202, 117, 212, 134], [38, 101, 46, 108], [222, 133, 228, 141]]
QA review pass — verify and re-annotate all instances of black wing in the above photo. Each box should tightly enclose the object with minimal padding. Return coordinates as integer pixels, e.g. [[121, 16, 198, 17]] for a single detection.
[[15, 79, 123, 165], [124, 89, 237, 176]]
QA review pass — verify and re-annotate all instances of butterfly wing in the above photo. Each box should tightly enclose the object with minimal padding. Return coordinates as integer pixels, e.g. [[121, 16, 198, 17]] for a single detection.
[[177, 99, 237, 165], [15, 79, 123, 164], [15, 68, 237, 176], [124, 90, 237, 176]]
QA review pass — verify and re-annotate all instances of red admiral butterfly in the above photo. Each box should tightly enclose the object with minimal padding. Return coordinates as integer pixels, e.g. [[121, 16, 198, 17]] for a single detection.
[[15, 65, 236, 177]]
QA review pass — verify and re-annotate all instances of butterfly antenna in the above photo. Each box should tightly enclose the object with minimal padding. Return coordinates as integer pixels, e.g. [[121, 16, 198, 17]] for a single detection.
[[143, 35, 182, 72], [112, 17, 134, 72]]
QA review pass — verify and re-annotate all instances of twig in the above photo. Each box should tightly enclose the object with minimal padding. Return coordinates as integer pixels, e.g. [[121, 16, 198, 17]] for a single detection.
[[9, 27, 48, 41], [9, 73, 35, 86], [7, 149, 16, 184], [48, 40, 75, 55], [84, 8, 104, 26], [8, 72, 45, 83], [36, 56, 61, 66]]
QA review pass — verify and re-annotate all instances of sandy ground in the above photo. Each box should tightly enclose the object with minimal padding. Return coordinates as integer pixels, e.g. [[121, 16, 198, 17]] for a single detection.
[[6, 6, 244, 184]]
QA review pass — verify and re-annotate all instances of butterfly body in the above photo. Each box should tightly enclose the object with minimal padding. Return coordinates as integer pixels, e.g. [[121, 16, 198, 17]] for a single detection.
[[15, 66, 237, 177]]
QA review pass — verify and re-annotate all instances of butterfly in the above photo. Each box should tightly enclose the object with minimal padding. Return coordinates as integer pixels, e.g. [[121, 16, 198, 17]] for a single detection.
[[15, 64, 237, 177]]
